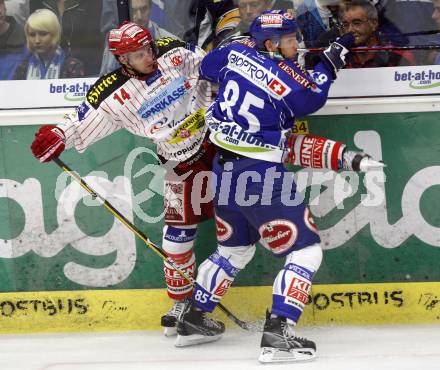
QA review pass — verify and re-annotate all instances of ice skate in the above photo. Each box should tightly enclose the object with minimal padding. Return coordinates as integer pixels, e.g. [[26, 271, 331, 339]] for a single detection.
[[161, 300, 187, 337], [258, 311, 316, 363], [174, 304, 225, 347]]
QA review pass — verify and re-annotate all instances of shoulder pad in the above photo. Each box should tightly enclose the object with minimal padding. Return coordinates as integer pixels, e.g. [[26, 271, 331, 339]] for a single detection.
[[218, 35, 256, 49], [230, 35, 256, 48], [86, 69, 129, 108], [155, 37, 188, 57]]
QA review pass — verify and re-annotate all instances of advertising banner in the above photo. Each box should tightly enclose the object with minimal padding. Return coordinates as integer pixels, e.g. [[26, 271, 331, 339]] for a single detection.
[[330, 65, 440, 97], [0, 111, 439, 331], [2, 65, 440, 109], [1, 282, 439, 333], [1, 112, 439, 293], [0, 78, 97, 109]]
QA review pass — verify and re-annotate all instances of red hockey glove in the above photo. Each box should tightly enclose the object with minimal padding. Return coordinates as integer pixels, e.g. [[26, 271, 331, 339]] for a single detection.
[[31, 125, 66, 163]]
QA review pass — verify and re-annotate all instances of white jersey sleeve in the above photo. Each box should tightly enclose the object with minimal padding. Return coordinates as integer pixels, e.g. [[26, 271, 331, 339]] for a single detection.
[[56, 38, 213, 162], [60, 99, 123, 153]]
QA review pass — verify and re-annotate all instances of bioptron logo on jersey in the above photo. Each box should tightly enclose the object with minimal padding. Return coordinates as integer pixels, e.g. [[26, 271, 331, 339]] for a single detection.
[[394, 68, 440, 89], [49, 81, 92, 102], [227, 50, 291, 99]]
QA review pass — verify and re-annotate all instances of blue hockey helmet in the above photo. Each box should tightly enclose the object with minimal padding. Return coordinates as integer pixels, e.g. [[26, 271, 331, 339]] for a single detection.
[[249, 10, 297, 49]]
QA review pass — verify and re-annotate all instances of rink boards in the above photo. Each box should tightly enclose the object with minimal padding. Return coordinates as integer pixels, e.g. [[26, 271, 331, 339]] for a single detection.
[[0, 111, 440, 334], [0, 282, 439, 334]]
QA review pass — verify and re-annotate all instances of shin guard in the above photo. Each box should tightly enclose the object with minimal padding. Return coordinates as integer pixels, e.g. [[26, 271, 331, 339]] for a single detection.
[[193, 245, 255, 312], [162, 225, 197, 300], [271, 243, 322, 322]]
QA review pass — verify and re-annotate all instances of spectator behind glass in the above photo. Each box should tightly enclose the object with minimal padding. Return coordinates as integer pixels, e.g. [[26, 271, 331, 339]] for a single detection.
[[13, 8, 84, 79], [225, 0, 293, 38], [432, 0, 440, 64], [340, 0, 416, 67], [380, 0, 440, 64], [143, 0, 241, 49], [295, 0, 342, 68], [181, 0, 240, 49], [5, 0, 29, 27], [296, 0, 342, 48], [312, 0, 407, 48], [157, 0, 242, 44], [29, 0, 103, 76], [0, 0, 26, 79], [149, 0, 166, 28], [100, 0, 176, 75], [131, 0, 174, 36], [236, 0, 271, 34]]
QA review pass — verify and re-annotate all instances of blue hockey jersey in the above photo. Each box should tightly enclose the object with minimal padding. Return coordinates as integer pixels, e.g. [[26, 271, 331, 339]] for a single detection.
[[200, 37, 335, 162]]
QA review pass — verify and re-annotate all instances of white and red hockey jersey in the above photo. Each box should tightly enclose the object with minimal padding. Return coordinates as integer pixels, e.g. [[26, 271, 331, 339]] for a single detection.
[[60, 38, 212, 161]]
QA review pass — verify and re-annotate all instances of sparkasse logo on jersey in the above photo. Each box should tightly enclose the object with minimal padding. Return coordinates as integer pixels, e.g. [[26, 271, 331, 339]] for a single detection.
[[227, 51, 291, 99], [138, 76, 191, 119]]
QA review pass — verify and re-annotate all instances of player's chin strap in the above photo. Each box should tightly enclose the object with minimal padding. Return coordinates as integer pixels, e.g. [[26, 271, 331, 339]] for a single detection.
[[121, 62, 159, 81], [52, 157, 256, 331], [119, 53, 159, 81], [259, 38, 294, 61], [260, 49, 285, 61], [259, 41, 286, 61]]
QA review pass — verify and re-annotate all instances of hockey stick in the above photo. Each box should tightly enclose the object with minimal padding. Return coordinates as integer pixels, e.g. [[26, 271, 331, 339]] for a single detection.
[[53, 157, 254, 331], [298, 45, 440, 53]]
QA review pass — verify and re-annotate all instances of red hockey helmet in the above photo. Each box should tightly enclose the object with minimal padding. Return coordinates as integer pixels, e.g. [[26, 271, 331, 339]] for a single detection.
[[108, 22, 154, 56]]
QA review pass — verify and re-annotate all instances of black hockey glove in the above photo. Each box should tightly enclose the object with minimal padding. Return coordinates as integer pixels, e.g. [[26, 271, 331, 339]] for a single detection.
[[320, 32, 355, 79]]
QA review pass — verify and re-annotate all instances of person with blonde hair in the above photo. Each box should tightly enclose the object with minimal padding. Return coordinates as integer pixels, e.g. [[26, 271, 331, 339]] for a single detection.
[[13, 8, 84, 79], [0, 0, 26, 80]]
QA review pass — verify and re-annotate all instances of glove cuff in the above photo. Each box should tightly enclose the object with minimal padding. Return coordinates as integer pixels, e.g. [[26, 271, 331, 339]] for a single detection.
[[52, 126, 66, 141]]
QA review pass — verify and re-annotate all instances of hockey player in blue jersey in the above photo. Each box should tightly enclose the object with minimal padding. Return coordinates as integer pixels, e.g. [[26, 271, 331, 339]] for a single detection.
[[173, 10, 383, 363]]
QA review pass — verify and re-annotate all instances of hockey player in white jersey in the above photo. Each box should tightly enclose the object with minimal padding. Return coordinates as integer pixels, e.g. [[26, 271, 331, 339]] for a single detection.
[[30, 22, 216, 336]]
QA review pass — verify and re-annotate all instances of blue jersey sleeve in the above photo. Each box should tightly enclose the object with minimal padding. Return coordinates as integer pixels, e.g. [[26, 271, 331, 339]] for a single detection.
[[281, 60, 334, 118], [200, 46, 228, 83]]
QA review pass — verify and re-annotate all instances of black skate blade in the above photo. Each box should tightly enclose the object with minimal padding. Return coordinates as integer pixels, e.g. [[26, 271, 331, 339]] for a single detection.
[[174, 333, 222, 347], [258, 346, 316, 363]]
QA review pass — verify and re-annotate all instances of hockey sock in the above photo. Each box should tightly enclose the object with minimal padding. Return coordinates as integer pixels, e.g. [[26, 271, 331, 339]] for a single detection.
[[271, 244, 322, 323], [192, 245, 255, 312], [162, 225, 197, 300], [272, 262, 314, 322]]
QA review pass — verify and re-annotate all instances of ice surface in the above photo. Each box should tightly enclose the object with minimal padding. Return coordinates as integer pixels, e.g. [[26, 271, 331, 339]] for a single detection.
[[1, 325, 439, 370]]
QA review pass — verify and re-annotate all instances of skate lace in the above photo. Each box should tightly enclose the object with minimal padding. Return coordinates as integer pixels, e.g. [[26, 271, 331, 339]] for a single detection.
[[168, 301, 186, 318], [281, 320, 305, 344], [201, 312, 222, 329]]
